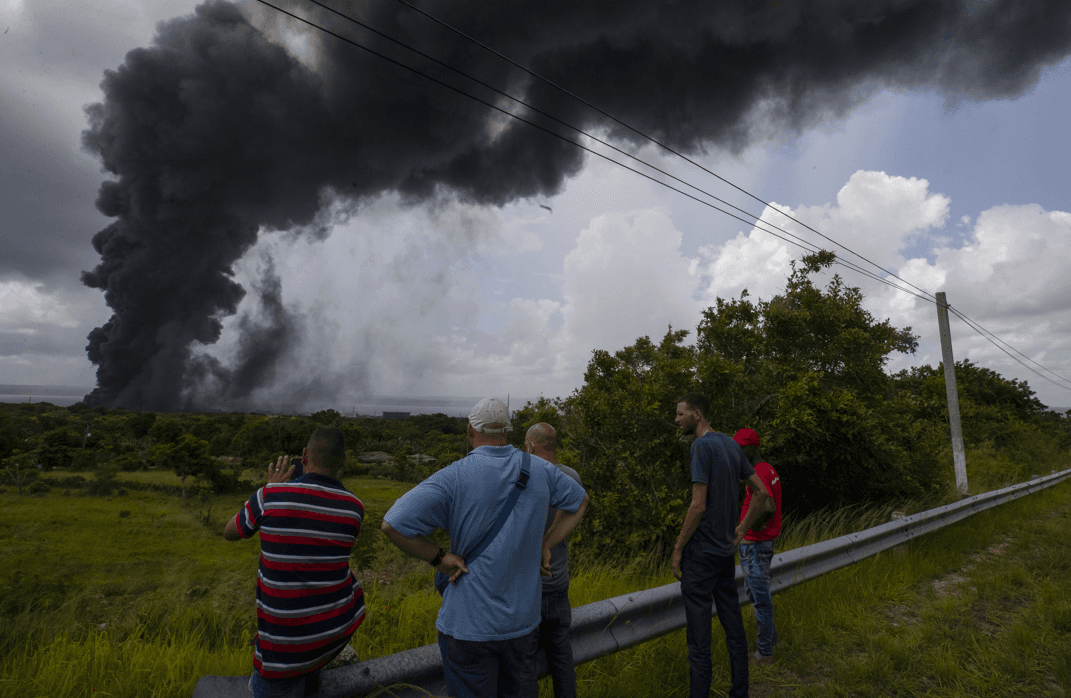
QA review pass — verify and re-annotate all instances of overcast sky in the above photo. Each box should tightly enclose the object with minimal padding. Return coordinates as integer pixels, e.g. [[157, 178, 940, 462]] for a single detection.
[[2, 0, 1070, 412]]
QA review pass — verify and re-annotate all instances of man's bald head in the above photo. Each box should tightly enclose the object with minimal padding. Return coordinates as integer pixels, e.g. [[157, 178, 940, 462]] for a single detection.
[[525, 422, 557, 460]]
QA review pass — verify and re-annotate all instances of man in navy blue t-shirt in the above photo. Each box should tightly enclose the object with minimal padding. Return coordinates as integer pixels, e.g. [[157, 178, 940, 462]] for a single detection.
[[671, 393, 774, 698]]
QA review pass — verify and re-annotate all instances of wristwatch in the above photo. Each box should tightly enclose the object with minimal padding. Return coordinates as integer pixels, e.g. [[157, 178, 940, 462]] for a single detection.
[[430, 547, 446, 566]]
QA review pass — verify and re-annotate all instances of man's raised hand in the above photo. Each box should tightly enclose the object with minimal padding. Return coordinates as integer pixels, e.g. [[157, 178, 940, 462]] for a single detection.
[[267, 455, 295, 484]]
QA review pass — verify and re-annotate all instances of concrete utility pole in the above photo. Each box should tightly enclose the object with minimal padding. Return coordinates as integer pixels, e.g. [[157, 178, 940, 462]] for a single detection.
[[936, 292, 968, 496]]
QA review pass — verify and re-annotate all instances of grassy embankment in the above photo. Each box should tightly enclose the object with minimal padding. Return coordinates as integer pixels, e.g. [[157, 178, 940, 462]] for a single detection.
[[2, 457, 1070, 697]]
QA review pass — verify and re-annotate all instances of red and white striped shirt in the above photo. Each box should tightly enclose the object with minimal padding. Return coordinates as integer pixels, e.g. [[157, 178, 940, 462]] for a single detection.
[[236, 473, 365, 679]]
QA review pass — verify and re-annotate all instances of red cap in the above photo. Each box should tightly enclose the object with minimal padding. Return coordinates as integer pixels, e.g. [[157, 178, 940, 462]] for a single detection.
[[733, 428, 760, 447]]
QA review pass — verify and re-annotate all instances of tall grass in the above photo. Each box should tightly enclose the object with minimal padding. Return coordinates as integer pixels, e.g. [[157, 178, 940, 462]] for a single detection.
[[3, 465, 1070, 697], [553, 477, 1071, 698], [2, 606, 252, 698]]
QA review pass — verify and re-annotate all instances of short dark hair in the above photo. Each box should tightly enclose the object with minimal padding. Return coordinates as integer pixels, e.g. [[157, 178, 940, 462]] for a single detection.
[[307, 427, 345, 473], [740, 444, 762, 466], [677, 392, 710, 420]]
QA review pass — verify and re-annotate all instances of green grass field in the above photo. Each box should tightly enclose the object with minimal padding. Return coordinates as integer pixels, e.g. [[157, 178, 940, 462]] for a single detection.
[[2, 471, 1070, 697]]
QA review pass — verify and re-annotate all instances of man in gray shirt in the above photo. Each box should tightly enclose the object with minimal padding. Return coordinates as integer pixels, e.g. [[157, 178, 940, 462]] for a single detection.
[[525, 422, 582, 698]]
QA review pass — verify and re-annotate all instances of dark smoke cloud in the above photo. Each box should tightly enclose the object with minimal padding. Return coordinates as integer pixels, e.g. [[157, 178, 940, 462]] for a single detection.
[[81, 0, 1071, 410], [183, 256, 299, 410]]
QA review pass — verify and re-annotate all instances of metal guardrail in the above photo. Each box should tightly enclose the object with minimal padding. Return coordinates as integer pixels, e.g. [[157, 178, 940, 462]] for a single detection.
[[193, 468, 1071, 698]]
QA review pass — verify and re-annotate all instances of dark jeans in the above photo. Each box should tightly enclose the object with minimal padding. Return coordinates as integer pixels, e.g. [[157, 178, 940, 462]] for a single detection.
[[248, 670, 319, 698], [739, 540, 777, 657], [680, 542, 748, 698], [438, 627, 540, 698], [538, 588, 576, 698]]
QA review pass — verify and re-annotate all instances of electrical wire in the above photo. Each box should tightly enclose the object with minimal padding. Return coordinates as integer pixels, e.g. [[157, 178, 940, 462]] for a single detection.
[[379, 1, 1071, 392], [271, 0, 939, 305], [387, 0, 939, 303], [259, 0, 1069, 391], [947, 306, 1071, 391], [253, 0, 926, 297]]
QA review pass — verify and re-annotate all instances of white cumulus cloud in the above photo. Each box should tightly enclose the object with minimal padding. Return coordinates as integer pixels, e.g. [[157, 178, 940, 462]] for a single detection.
[[696, 170, 951, 306], [0, 280, 80, 331], [558, 208, 702, 364]]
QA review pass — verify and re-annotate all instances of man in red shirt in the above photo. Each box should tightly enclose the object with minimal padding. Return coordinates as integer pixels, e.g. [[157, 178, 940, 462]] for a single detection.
[[733, 428, 781, 666]]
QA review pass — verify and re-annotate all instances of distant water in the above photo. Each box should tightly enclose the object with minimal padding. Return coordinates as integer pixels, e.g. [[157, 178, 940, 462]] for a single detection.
[[276, 396, 484, 419], [260, 395, 536, 419], [0, 386, 534, 418], [0, 385, 92, 407], [0, 385, 1063, 417]]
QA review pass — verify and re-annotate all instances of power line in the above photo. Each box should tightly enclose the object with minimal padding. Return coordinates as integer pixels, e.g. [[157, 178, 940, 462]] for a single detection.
[[947, 306, 1071, 392], [253, 0, 930, 301], [378, 1, 1071, 392], [274, 0, 939, 305], [258, 0, 1068, 391], [387, 0, 939, 303]]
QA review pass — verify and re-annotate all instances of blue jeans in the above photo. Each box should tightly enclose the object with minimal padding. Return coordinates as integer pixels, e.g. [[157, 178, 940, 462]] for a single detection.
[[739, 540, 777, 657], [538, 588, 576, 698], [248, 670, 319, 698], [680, 542, 748, 698], [438, 627, 540, 698]]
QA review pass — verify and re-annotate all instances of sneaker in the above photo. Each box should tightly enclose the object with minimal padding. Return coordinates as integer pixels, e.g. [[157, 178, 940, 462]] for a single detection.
[[752, 651, 774, 666]]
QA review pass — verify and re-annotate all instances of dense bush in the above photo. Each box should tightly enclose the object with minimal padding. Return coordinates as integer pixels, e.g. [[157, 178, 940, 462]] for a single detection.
[[555, 252, 1070, 558], [27, 480, 51, 495]]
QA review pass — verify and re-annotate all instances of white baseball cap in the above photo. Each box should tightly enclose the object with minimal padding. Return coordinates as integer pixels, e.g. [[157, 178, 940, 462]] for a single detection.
[[468, 397, 513, 433]]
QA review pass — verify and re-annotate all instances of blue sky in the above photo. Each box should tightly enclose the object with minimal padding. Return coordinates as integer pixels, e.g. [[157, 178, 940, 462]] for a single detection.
[[1, 0, 1070, 410]]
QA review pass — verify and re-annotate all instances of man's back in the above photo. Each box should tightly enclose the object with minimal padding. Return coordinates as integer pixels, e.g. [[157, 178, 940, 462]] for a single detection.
[[384, 445, 586, 641], [742, 461, 781, 541], [689, 431, 755, 557], [237, 472, 366, 678], [541, 462, 582, 594]]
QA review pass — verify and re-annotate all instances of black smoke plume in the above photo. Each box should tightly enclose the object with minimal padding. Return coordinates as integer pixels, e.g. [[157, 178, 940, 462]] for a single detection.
[[81, 0, 1071, 410]]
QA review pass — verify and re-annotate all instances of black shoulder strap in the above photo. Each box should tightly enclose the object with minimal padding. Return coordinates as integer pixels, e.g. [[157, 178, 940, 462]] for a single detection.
[[466, 451, 531, 563]]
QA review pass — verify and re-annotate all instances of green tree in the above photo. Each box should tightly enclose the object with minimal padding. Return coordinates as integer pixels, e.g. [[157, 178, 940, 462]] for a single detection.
[[563, 328, 697, 557], [70, 450, 97, 471], [208, 432, 233, 457], [36, 443, 74, 471], [509, 397, 566, 449], [0, 410, 21, 460], [392, 444, 413, 482], [148, 416, 185, 445], [122, 411, 157, 440], [36, 427, 83, 469], [232, 417, 272, 464], [564, 252, 930, 558], [691, 252, 925, 512], [183, 415, 223, 443], [232, 416, 311, 464], [891, 359, 1070, 482], [311, 409, 343, 427], [152, 434, 217, 505], [89, 459, 121, 496], [340, 422, 364, 454], [3, 451, 39, 495]]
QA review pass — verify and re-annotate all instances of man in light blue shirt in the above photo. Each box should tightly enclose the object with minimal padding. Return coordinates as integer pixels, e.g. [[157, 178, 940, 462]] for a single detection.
[[383, 398, 589, 698]]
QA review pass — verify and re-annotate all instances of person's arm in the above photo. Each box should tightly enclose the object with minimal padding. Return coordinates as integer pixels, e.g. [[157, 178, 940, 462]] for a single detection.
[[222, 455, 294, 542], [750, 500, 776, 530], [672, 482, 707, 580], [735, 473, 774, 544], [223, 515, 241, 541], [382, 522, 469, 584], [541, 493, 589, 573]]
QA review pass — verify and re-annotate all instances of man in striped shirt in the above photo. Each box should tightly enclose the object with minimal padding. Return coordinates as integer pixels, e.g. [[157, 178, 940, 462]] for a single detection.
[[224, 427, 365, 698]]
